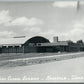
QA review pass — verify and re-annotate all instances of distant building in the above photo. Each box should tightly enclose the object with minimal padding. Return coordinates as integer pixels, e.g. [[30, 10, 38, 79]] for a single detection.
[[0, 36, 84, 53]]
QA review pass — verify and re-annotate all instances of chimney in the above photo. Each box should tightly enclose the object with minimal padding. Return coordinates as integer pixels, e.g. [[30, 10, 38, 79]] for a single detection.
[[53, 36, 58, 43]]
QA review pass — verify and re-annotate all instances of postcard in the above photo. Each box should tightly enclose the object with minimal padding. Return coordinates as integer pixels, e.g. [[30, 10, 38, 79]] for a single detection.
[[0, 0, 83, 83]]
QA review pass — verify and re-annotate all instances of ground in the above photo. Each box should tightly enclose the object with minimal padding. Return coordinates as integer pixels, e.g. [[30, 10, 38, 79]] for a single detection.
[[0, 52, 84, 83]]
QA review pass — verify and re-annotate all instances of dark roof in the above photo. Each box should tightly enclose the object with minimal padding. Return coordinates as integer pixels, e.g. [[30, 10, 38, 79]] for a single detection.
[[24, 36, 50, 45]]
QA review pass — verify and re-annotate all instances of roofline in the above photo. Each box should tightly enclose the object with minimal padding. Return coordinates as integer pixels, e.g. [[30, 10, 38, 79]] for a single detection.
[[0, 44, 23, 47]]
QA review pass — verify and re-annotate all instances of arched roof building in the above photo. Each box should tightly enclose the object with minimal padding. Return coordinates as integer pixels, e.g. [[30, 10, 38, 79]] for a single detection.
[[24, 36, 50, 45], [0, 35, 83, 53]]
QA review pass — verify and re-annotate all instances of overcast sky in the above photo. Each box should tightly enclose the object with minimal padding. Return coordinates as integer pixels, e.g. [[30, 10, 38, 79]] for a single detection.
[[0, 1, 84, 42]]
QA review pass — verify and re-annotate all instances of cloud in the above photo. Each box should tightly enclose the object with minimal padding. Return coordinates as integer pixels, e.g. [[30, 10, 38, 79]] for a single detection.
[[70, 18, 84, 35], [39, 16, 84, 42], [59, 17, 84, 41], [40, 29, 55, 36], [52, 1, 77, 8], [0, 10, 43, 27], [7, 17, 43, 26], [23, 27, 41, 33], [0, 31, 16, 38], [79, 1, 84, 5], [0, 10, 12, 25], [0, 10, 43, 38]]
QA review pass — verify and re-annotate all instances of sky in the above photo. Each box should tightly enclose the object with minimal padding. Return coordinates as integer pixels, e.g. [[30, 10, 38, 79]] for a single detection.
[[0, 1, 84, 42]]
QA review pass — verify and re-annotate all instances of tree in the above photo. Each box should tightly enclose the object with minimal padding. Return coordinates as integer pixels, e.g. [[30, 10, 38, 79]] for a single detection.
[[77, 40, 83, 44], [67, 40, 73, 43]]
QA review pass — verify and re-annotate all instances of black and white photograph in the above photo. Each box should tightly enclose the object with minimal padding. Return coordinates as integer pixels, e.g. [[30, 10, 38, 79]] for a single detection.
[[0, 0, 84, 83]]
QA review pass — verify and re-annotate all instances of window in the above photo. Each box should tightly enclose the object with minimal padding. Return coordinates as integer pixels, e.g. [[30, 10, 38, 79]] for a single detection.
[[38, 43, 41, 46]]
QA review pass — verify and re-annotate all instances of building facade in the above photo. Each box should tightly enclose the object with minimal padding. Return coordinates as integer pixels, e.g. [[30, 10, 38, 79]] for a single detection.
[[0, 36, 84, 53]]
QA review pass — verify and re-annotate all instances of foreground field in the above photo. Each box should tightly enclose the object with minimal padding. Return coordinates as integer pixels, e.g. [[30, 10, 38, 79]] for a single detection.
[[0, 52, 67, 60], [0, 52, 84, 82], [0, 52, 84, 67]]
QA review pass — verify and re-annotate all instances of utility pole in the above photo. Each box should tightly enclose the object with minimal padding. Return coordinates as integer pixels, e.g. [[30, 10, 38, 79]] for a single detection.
[[77, 1, 80, 12]]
